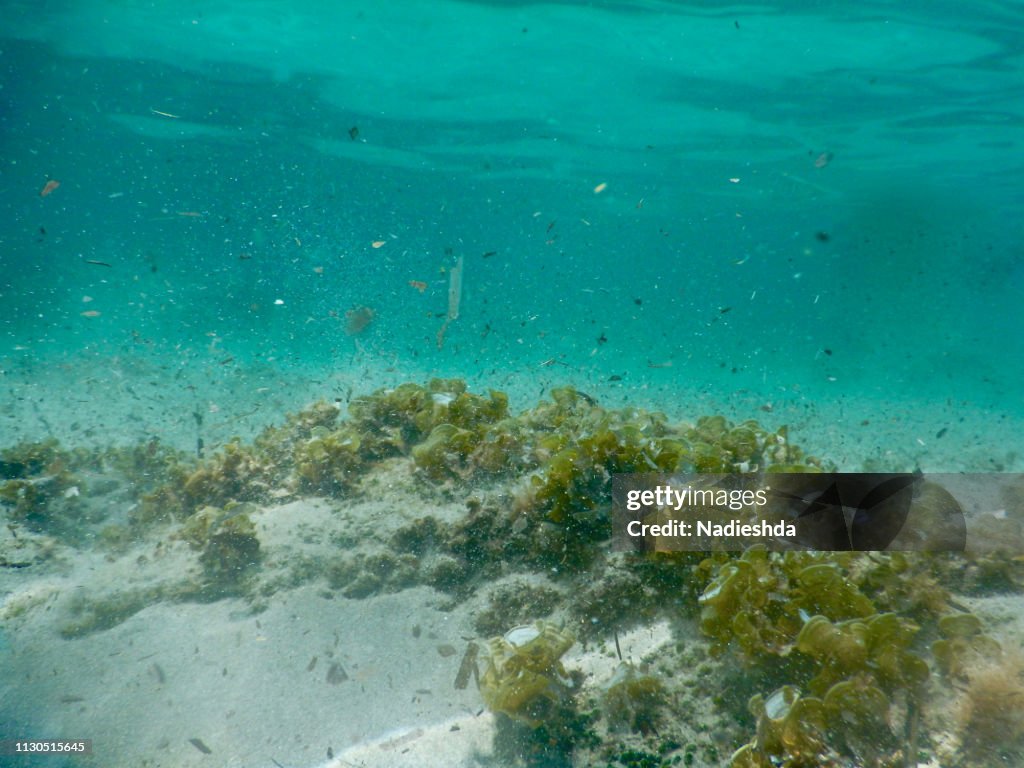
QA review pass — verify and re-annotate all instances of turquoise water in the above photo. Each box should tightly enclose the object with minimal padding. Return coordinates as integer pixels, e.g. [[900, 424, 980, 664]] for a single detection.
[[2, 4, 1024, 768], [2, 1, 1022, 411]]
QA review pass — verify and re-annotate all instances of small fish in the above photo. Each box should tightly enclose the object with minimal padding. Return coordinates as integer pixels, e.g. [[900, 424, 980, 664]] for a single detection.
[[408, 280, 427, 293], [188, 737, 212, 754], [40, 180, 60, 197]]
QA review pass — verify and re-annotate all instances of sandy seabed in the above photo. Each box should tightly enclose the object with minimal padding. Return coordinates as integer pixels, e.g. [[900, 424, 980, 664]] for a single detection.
[[2, 350, 1023, 768]]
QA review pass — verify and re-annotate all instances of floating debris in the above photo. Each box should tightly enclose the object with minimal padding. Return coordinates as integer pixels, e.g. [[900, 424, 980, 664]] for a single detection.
[[453, 642, 478, 690], [345, 306, 375, 335], [326, 662, 348, 685], [378, 727, 424, 751], [436, 255, 464, 349]]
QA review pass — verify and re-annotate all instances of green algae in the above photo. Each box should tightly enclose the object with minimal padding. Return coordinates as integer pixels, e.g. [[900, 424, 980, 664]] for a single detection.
[[698, 547, 874, 662], [695, 546, 963, 767], [197, 508, 262, 591], [729, 675, 901, 768], [0, 439, 83, 530], [0, 439, 66, 480], [294, 426, 364, 494], [795, 612, 929, 694], [480, 620, 577, 726], [932, 610, 1003, 681]]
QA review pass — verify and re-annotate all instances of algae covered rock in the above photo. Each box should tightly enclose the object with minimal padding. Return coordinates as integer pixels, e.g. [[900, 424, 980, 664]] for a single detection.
[[198, 509, 262, 590], [412, 423, 478, 481], [0, 438, 66, 480], [349, 379, 513, 480], [479, 617, 595, 768], [698, 547, 872, 662], [795, 612, 928, 695], [180, 440, 274, 512], [0, 439, 84, 531], [479, 620, 576, 726], [732, 678, 898, 768], [294, 426, 364, 495]]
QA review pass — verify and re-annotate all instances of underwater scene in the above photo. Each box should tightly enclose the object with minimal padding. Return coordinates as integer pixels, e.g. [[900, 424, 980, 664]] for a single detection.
[[2, 1, 1024, 766]]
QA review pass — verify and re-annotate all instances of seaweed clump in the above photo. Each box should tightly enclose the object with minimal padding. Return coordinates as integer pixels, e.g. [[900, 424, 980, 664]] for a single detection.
[[139, 400, 344, 520], [729, 681, 894, 768], [699, 547, 941, 767], [480, 620, 577, 725], [350, 379, 510, 471], [698, 546, 874, 662], [956, 649, 1024, 765], [0, 439, 83, 531], [198, 510, 261, 592], [511, 390, 824, 568], [178, 504, 262, 593], [479, 620, 596, 766], [293, 425, 364, 495]]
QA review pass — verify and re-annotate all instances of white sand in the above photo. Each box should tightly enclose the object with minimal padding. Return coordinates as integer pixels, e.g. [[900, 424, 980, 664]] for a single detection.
[[2, 486, 486, 767]]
